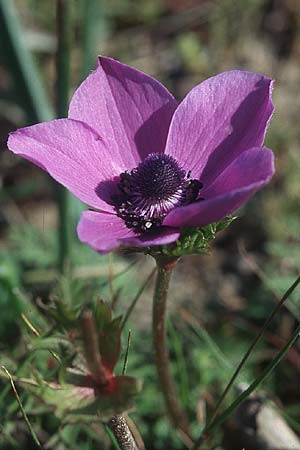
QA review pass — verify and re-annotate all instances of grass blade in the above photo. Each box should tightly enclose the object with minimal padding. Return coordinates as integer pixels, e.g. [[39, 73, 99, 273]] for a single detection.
[[181, 309, 232, 371], [208, 324, 300, 431], [191, 274, 300, 449], [204, 274, 300, 426], [192, 323, 300, 449], [1, 366, 41, 448], [80, 0, 107, 77], [104, 423, 122, 450], [122, 330, 132, 375], [168, 319, 190, 408], [0, 0, 53, 122], [122, 268, 156, 329]]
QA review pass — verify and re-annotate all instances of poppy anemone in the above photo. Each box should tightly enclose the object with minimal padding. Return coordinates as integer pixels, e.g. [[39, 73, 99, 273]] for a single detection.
[[8, 57, 275, 253]]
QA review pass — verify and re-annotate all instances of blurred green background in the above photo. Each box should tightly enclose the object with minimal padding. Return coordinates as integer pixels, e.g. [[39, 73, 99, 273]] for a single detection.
[[0, 0, 300, 449]]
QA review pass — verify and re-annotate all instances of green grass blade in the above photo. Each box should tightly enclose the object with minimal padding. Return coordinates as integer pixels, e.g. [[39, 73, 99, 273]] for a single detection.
[[122, 268, 156, 329], [2, 366, 41, 448], [80, 0, 107, 77], [192, 323, 300, 449], [205, 274, 300, 425], [182, 310, 232, 371], [99, 259, 140, 289], [104, 423, 122, 450], [207, 324, 300, 432], [0, 0, 53, 122], [168, 319, 190, 408], [122, 330, 132, 375]]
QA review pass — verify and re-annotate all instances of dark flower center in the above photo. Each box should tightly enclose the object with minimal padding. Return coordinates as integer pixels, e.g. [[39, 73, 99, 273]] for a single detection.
[[113, 153, 202, 233]]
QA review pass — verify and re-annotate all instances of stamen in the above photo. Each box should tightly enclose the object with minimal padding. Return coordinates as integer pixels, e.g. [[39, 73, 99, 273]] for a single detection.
[[113, 153, 203, 233]]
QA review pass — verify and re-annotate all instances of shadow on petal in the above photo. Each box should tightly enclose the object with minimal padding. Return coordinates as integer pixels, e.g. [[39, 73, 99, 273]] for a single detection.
[[134, 101, 177, 159], [95, 177, 119, 207]]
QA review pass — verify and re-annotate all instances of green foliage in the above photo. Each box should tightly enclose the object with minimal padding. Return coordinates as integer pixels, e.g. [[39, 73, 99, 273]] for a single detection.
[[194, 324, 300, 447], [0, 252, 22, 343], [9, 223, 58, 269], [0, 289, 143, 450], [127, 216, 235, 258], [160, 216, 235, 256]]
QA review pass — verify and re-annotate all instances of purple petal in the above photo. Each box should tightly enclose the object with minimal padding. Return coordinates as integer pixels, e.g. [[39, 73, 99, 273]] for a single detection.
[[202, 147, 274, 198], [7, 119, 124, 211], [165, 70, 273, 186], [164, 147, 274, 227], [78, 210, 180, 254], [121, 228, 180, 248], [69, 57, 178, 167]]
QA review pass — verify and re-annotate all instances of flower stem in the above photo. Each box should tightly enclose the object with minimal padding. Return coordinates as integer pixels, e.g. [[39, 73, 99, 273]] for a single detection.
[[108, 415, 140, 450], [55, 0, 72, 271], [152, 257, 191, 439]]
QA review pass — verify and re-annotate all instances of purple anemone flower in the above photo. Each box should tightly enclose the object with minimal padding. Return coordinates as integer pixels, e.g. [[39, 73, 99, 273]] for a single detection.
[[7, 57, 275, 254]]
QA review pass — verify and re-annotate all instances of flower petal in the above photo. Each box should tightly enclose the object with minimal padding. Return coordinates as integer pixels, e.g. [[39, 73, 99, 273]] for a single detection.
[[121, 228, 180, 248], [78, 210, 180, 254], [69, 57, 178, 167], [165, 70, 273, 185], [164, 147, 274, 227], [201, 147, 275, 199], [7, 119, 124, 211]]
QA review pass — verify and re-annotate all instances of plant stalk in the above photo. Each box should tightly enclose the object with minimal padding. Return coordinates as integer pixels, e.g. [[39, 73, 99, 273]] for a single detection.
[[108, 415, 140, 450], [55, 0, 72, 271], [152, 257, 191, 439]]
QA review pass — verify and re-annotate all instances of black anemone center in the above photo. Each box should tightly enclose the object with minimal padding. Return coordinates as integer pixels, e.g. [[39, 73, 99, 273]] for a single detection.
[[112, 153, 203, 233], [132, 154, 186, 200]]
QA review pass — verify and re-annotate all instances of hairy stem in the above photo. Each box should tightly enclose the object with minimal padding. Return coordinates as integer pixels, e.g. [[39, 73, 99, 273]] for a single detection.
[[108, 415, 139, 450], [152, 257, 191, 439]]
